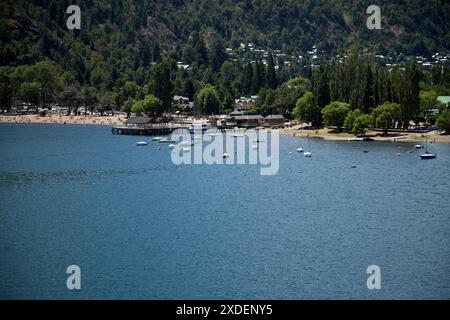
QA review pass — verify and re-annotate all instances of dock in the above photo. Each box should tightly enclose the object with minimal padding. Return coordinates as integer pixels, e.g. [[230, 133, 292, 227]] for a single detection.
[[112, 123, 189, 136]]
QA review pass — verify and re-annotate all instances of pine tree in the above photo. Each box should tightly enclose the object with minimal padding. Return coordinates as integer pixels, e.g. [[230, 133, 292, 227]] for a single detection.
[[313, 66, 330, 110], [242, 63, 253, 95], [266, 52, 278, 89], [361, 64, 374, 113], [403, 61, 421, 128], [208, 37, 226, 72], [153, 57, 174, 113], [251, 60, 264, 94]]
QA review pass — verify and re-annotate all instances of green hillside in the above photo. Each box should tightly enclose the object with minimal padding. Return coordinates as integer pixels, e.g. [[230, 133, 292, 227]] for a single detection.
[[1, 0, 450, 132]]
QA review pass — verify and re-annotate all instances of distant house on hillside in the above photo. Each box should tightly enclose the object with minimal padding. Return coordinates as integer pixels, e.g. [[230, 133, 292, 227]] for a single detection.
[[172, 95, 193, 113], [437, 96, 450, 106], [233, 96, 258, 111]]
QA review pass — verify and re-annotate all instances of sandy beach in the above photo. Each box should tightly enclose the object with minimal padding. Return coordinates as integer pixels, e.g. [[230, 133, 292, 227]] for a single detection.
[[0, 114, 126, 126]]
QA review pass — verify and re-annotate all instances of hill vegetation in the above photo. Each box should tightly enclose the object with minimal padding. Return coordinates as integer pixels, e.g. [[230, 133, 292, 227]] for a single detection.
[[1, 0, 450, 132]]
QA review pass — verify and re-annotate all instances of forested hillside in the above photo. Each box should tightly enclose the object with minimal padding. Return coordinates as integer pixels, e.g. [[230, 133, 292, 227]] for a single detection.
[[1, 0, 450, 132], [2, 0, 450, 66]]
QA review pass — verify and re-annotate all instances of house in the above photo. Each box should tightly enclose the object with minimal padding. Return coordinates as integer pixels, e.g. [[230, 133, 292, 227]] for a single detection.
[[233, 96, 257, 111], [172, 96, 193, 112], [230, 114, 264, 128], [264, 115, 286, 126], [124, 117, 152, 128], [229, 110, 244, 116], [437, 96, 450, 106]]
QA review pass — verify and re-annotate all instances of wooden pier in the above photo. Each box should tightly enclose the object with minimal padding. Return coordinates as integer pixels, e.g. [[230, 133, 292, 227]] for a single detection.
[[112, 123, 189, 136]]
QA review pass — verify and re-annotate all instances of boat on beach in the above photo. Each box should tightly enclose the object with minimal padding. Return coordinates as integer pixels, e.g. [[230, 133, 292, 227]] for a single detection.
[[136, 141, 148, 146]]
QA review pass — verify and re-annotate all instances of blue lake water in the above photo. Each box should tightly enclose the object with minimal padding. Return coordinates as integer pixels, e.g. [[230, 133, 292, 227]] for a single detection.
[[0, 124, 449, 300]]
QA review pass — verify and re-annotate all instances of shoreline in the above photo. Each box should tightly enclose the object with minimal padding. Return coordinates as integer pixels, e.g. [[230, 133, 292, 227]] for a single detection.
[[1, 114, 449, 144], [278, 127, 450, 144]]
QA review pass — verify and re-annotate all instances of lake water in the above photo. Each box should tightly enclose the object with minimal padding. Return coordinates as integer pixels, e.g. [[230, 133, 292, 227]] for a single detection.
[[0, 124, 449, 300]]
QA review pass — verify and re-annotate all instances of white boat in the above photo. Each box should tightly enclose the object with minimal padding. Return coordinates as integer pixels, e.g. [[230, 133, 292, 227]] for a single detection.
[[152, 137, 163, 141], [420, 151, 436, 159], [414, 144, 422, 149], [189, 123, 212, 134], [169, 144, 176, 149], [206, 133, 220, 137], [158, 138, 174, 143], [180, 140, 195, 146], [296, 147, 304, 153], [251, 144, 258, 149], [136, 141, 148, 146], [222, 153, 230, 159], [304, 136, 312, 157], [419, 137, 437, 160], [182, 147, 191, 153]]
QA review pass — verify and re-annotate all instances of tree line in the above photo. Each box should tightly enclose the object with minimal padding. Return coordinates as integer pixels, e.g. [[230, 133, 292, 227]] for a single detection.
[[1, 46, 449, 133]]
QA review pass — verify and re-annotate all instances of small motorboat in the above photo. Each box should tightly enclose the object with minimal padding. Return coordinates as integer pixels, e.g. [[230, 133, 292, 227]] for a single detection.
[[136, 141, 148, 146], [414, 144, 422, 149], [296, 147, 304, 153], [152, 137, 163, 141], [222, 153, 230, 159], [304, 152, 312, 157], [158, 138, 175, 143], [347, 137, 364, 141], [169, 144, 176, 149], [180, 140, 195, 146]]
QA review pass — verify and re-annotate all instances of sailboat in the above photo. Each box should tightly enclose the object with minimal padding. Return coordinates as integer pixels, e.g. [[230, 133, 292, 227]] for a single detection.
[[296, 137, 304, 152], [419, 136, 437, 160], [304, 136, 312, 157]]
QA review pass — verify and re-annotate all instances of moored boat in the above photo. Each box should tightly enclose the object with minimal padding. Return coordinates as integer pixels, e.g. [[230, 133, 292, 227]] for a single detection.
[[419, 136, 437, 160]]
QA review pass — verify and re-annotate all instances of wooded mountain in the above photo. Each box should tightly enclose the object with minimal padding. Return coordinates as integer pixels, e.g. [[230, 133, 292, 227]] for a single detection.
[[1, 0, 449, 70]]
